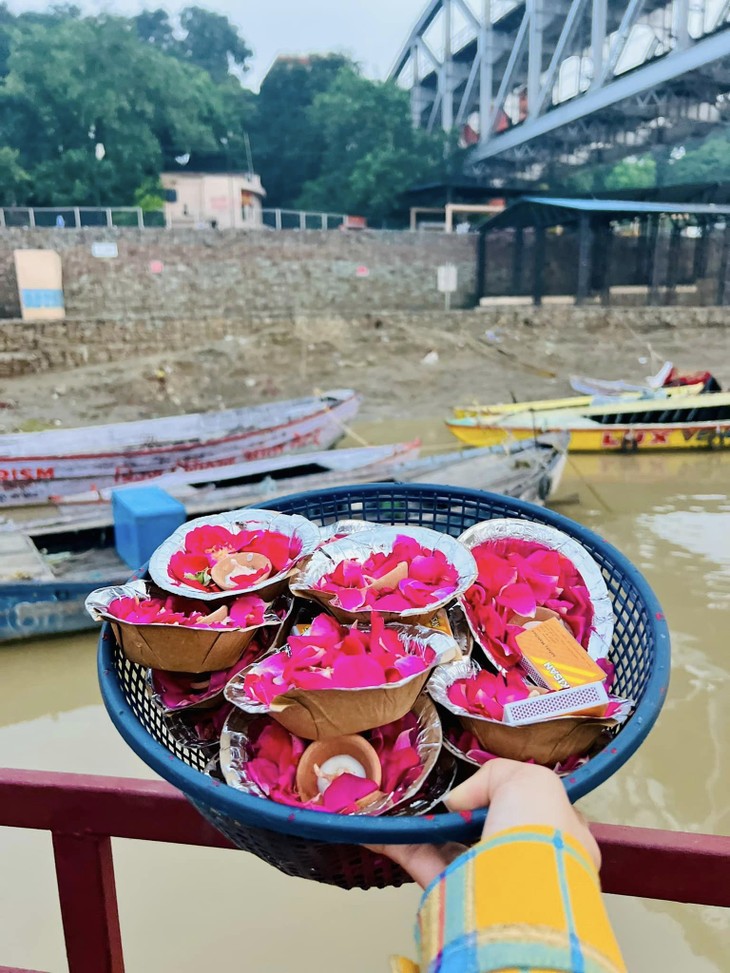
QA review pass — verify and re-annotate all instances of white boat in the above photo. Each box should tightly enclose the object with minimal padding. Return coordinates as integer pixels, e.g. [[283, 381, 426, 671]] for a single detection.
[[0, 389, 359, 506], [0, 436, 568, 541], [0, 436, 568, 641]]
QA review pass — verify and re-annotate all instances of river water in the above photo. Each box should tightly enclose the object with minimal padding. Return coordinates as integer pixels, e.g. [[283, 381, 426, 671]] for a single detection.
[[0, 437, 728, 972]]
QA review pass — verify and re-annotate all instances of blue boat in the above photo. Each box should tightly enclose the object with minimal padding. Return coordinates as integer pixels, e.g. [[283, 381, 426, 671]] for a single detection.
[[0, 527, 127, 642]]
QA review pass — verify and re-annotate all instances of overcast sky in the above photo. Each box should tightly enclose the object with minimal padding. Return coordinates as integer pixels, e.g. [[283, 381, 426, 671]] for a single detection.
[[9, 0, 427, 87]]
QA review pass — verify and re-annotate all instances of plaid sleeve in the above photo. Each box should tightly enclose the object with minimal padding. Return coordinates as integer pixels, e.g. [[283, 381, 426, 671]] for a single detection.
[[397, 825, 627, 973]]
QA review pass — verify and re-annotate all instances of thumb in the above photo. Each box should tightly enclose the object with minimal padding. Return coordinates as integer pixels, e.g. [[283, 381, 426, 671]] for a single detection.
[[444, 758, 527, 812]]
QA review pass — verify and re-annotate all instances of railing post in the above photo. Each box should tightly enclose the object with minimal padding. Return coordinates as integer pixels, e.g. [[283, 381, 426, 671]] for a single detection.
[[106, 208, 113, 228], [0, 207, 5, 228], [299, 211, 306, 230], [275, 208, 282, 231], [136, 207, 144, 229], [52, 832, 125, 973], [28, 207, 36, 228], [321, 213, 327, 230], [73, 207, 81, 228]]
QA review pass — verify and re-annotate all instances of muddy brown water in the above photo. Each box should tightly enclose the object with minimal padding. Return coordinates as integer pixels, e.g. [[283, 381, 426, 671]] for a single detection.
[[0, 428, 728, 972]]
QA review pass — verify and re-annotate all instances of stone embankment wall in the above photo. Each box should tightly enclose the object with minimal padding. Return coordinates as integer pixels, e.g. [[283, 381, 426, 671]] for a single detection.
[[0, 228, 477, 319], [0, 305, 727, 377]]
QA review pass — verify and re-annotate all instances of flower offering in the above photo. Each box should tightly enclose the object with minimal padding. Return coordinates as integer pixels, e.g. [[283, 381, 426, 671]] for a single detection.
[[458, 519, 614, 670], [430, 659, 631, 766], [291, 525, 477, 622], [86, 580, 287, 672], [148, 509, 319, 601], [107, 592, 270, 630], [226, 613, 458, 739], [220, 694, 442, 815]]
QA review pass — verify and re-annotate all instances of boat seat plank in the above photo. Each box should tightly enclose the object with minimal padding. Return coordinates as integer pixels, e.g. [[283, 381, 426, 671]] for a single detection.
[[0, 532, 55, 581]]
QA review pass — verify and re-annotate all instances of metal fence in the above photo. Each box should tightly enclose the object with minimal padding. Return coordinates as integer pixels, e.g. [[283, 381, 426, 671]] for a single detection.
[[1, 206, 350, 231], [261, 208, 347, 230], [0, 206, 165, 229]]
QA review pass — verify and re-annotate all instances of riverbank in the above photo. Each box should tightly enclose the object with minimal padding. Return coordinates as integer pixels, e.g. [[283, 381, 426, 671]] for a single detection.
[[1, 309, 728, 432]]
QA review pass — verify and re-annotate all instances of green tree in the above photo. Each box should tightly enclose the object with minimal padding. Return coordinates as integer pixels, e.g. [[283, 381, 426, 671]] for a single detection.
[[178, 7, 251, 83], [0, 146, 29, 203], [604, 154, 656, 190], [668, 129, 730, 184], [2, 14, 248, 205], [296, 67, 448, 223], [251, 53, 353, 208], [134, 8, 177, 52]]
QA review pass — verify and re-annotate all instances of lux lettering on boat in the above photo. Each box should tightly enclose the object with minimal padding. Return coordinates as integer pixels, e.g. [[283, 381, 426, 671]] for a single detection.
[[0, 467, 54, 481]]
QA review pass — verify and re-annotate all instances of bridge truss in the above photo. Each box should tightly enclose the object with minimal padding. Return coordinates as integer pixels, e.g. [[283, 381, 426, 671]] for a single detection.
[[390, 1, 730, 180]]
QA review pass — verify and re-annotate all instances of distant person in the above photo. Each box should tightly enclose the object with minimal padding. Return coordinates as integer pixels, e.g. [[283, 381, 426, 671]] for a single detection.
[[372, 759, 627, 973], [55, 214, 65, 228]]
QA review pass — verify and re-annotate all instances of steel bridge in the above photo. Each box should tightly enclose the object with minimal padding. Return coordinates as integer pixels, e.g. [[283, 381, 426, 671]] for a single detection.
[[390, 1, 730, 180]]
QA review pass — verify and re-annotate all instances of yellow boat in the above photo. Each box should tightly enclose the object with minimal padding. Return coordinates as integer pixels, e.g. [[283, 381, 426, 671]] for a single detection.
[[446, 392, 730, 452], [453, 382, 703, 419]]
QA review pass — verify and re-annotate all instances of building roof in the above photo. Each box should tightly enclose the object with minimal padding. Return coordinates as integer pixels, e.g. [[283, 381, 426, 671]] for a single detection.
[[482, 194, 730, 232]]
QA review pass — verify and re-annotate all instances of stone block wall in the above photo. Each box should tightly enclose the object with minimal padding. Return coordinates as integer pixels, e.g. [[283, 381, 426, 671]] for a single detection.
[[0, 228, 477, 320], [0, 305, 727, 378]]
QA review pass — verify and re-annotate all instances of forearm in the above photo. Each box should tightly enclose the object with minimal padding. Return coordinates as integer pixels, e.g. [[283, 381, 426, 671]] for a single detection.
[[412, 825, 626, 973]]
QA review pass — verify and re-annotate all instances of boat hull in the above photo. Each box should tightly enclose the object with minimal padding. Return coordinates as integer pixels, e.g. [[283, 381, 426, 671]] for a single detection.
[[0, 390, 360, 506], [0, 579, 125, 642], [445, 421, 730, 452], [452, 382, 703, 419], [0, 439, 568, 642]]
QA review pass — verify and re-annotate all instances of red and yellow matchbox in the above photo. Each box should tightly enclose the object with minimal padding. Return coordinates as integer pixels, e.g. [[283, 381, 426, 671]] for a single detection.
[[515, 618, 605, 691]]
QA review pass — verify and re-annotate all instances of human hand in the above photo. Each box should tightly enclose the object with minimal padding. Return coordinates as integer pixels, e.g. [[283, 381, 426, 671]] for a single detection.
[[367, 758, 599, 889]]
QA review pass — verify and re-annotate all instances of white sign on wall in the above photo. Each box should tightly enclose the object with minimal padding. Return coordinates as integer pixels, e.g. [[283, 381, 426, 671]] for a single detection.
[[91, 242, 118, 259], [437, 264, 458, 293]]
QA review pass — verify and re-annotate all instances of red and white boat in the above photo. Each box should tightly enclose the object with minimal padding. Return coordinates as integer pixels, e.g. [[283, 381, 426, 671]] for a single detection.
[[0, 389, 359, 506]]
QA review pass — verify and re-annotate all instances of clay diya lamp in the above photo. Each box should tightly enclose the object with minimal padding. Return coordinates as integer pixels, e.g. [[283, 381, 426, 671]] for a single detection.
[[211, 552, 273, 591], [296, 734, 383, 806]]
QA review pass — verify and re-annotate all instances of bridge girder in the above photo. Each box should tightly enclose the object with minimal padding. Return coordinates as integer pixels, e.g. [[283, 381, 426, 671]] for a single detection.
[[389, 0, 730, 179]]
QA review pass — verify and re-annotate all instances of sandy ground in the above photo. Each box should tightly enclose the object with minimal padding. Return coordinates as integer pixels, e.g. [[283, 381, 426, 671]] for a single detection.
[[1, 312, 729, 434]]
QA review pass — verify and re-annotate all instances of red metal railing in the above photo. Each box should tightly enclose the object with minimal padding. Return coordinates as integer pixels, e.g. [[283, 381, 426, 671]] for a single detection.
[[1, 767, 729, 973]]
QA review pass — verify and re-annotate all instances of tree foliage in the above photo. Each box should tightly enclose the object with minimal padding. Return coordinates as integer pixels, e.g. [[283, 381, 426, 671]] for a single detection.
[[0, 7, 448, 221], [0, 8, 253, 205], [296, 67, 452, 222], [251, 53, 353, 208]]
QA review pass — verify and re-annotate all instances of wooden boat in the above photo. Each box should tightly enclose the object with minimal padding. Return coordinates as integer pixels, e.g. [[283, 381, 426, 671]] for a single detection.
[[0, 436, 568, 642], [452, 381, 703, 420], [0, 389, 360, 507], [446, 391, 730, 452]]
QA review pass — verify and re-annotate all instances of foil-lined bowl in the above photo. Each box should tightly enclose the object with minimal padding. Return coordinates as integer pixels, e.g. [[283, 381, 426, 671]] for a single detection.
[[148, 508, 320, 602], [224, 622, 460, 740], [429, 659, 619, 767], [290, 524, 477, 624], [317, 519, 379, 546], [457, 518, 614, 667], [86, 580, 289, 672], [163, 702, 234, 756], [219, 693, 443, 816]]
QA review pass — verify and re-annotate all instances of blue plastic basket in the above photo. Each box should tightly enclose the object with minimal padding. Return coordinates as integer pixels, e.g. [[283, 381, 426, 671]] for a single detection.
[[98, 484, 670, 890]]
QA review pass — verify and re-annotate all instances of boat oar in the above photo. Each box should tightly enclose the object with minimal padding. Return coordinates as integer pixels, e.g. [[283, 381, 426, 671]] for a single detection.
[[312, 388, 370, 447], [476, 337, 559, 379]]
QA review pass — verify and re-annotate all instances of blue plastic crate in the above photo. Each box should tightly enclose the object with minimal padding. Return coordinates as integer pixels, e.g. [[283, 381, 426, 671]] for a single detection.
[[112, 486, 186, 569], [98, 484, 670, 890]]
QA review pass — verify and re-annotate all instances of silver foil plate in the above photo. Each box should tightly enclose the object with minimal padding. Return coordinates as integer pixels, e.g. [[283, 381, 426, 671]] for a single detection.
[[457, 518, 614, 664], [219, 692, 443, 816], [290, 524, 478, 619], [147, 508, 320, 602]]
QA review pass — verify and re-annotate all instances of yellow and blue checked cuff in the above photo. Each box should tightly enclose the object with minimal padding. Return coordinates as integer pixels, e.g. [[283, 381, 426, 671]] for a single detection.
[[393, 825, 626, 973]]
